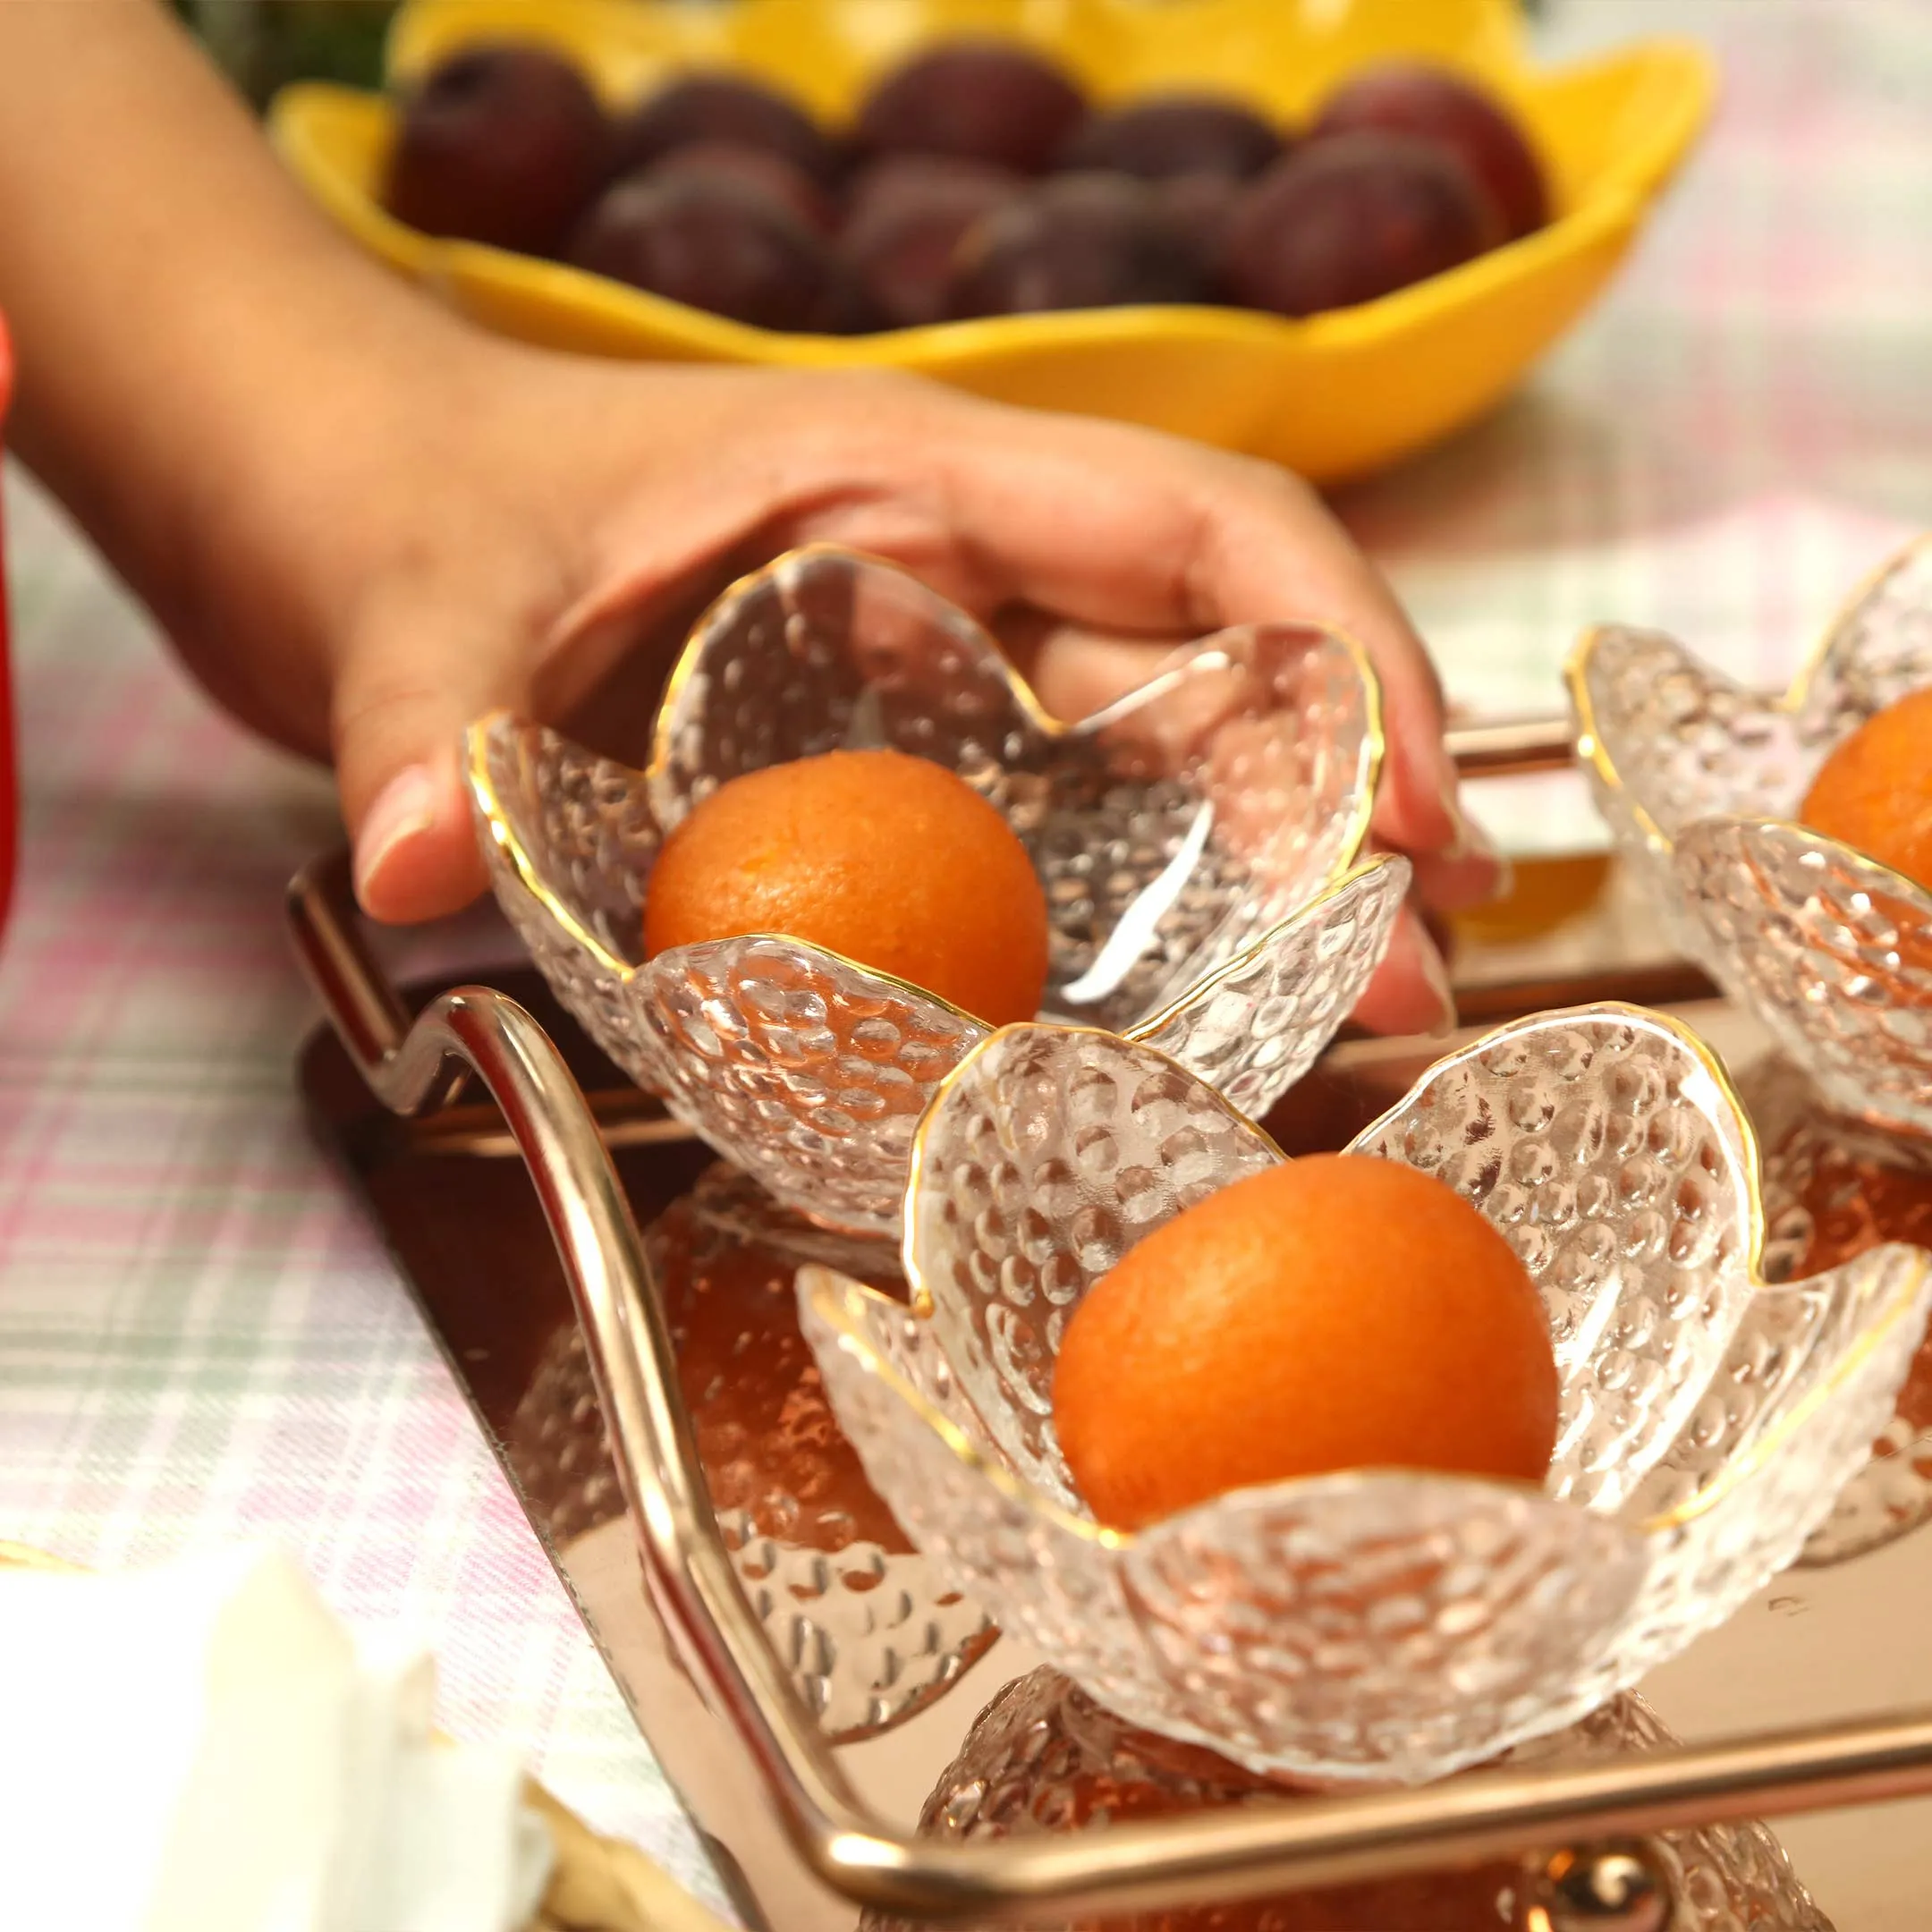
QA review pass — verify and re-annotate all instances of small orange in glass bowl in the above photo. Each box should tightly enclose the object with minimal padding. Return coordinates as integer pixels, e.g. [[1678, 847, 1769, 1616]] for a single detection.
[[1051, 1155, 1561, 1531], [642, 746, 1052, 1028], [798, 1004, 1931, 1782], [470, 546, 1408, 1236], [1568, 535, 1932, 1139]]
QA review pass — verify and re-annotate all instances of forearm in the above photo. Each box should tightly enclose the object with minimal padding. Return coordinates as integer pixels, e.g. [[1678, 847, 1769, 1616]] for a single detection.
[[0, 0, 486, 750]]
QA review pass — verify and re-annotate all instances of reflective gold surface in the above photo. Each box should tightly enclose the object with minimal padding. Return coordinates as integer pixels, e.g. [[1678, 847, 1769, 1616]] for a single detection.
[[863, 1671, 1825, 1931], [288, 850, 1932, 1929]]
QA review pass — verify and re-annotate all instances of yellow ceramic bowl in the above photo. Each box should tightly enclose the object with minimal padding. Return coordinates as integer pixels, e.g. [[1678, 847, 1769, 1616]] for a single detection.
[[268, 0, 1713, 483]]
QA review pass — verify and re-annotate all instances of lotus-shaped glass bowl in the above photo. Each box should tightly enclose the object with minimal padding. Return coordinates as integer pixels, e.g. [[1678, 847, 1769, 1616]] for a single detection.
[[470, 546, 1407, 1236], [797, 1006, 1931, 1784], [1568, 537, 1932, 1138]]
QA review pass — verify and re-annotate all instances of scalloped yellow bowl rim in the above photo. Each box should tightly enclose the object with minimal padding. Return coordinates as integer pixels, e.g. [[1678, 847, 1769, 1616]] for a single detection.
[[268, 0, 1715, 482]]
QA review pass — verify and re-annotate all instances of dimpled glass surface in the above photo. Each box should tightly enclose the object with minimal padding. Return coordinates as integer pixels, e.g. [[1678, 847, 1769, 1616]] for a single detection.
[[506, 1177, 995, 1741], [801, 1009, 1932, 1781], [470, 547, 1404, 1233], [1572, 538, 1932, 1134], [860, 1668, 1831, 1932], [1747, 1057, 1932, 1567]]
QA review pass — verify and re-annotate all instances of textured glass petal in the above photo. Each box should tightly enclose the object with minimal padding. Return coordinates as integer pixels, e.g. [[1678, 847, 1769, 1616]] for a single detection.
[[1042, 622, 1380, 1034], [1347, 1009, 1760, 1513], [1617, 1241, 1929, 1672], [1747, 1056, 1932, 1567], [469, 714, 670, 1093], [904, 1024, 1280, 1507], [800, 1269, 1152, 1710], [1793, 535, 1932, 740], [1117, 1470, 1645, 1780], [1572, 623, 1802, 970], [1133, 855, 1407, 1120], [650, 546, 1049, 831], [1676, 817, 1932, 1137], [637, 935, 987, 1237]]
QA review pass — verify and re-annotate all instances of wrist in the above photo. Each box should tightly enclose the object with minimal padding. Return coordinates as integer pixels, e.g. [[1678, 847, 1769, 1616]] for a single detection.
[[161, 305, 522, 757]]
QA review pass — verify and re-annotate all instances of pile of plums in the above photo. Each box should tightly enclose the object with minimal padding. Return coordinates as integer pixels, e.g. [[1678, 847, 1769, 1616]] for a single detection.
[[383, 37, 1548, 333]]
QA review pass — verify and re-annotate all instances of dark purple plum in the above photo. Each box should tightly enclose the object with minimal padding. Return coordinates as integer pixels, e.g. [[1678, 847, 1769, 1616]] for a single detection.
[[1058, 93, 1283, 181], [645, 140, 838, 233], [615, 73, 843, 187], [1311, 63, 1547, 239], [384, 41, 613, 257], [567, 173, 866, 332], [1154, 171, 1245, 284], [843, 153, 1025, 232], [1222, 132, 1504, 318], [856, 40, 1089, 175], [840, 155, 1026, 328], [945, 174, 1213, 318]]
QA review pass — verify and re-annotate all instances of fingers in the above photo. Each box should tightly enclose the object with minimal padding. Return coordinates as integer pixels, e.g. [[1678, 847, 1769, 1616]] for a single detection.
[[991, 611, 1174, 721], [926, 404, 1502, 899], [1350, 901, 1458, 1038], [332, 592, 533, 925], [996, 609, 1505, 927], [1408, 836, 1513, 918]]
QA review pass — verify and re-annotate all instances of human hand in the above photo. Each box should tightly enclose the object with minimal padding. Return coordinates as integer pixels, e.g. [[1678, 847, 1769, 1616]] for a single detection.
[[213, 346, 1496, 1036], [0, 0, 1492, 1038], [239, 343, 1492, 1034]]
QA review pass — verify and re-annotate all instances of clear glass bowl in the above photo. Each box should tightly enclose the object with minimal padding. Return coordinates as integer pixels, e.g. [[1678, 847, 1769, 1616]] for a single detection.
[[1567, 537, 1932, 1136], [798, 1006, 1931, 1784], [470, 546, 1406, 1235]]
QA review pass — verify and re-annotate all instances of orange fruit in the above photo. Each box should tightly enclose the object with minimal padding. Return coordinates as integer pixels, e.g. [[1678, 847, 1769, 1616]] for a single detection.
[[1800, 688, 1932, 893], [643, 747, 1050, 1026], [1052, 1155, 1559, 1530]]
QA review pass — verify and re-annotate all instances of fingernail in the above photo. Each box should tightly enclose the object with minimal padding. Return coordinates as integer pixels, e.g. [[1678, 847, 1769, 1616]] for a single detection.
[[354, 763, 438, 913], [1418, 928, 1459, 1038]]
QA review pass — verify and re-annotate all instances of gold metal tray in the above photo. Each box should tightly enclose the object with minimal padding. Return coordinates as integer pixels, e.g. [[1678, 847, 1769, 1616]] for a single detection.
[[286, 713, 1932, 1931]]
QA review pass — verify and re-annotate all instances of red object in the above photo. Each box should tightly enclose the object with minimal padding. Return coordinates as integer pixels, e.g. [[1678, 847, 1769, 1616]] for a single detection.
[[0, 311, 16, 939]]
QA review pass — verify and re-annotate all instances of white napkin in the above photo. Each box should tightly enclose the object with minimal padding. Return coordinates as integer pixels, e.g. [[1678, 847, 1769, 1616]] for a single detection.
[[0, 1547, 554, 1932]]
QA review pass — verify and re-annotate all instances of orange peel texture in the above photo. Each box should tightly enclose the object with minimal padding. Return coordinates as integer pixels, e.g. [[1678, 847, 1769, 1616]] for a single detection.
[[643, 747, 1050, 1027], [1053, 1155, 1560, 1531], [1801, 687, 1932, 894]]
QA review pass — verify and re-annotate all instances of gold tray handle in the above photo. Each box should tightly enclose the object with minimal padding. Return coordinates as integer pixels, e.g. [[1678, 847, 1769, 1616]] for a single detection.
[[287, 850, 1932, 1926]]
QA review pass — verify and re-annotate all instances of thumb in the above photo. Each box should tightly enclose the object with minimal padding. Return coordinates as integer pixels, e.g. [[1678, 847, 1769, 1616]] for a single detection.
[[334, 614, 525, 925]]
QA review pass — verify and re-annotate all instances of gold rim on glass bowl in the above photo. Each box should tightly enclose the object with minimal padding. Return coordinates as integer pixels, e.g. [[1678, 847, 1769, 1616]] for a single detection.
[[1566, 535, 1932, 1138], [796, 1004, 1932, 1784], [468, 545, 1408, 1236]]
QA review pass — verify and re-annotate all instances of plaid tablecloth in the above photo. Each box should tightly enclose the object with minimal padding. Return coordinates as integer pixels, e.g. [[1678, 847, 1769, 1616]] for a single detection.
[[0, 0, 1928, 1921]]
